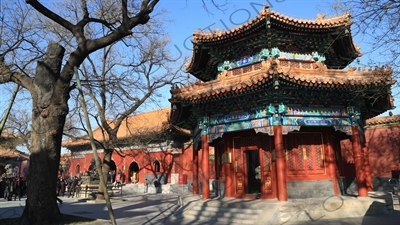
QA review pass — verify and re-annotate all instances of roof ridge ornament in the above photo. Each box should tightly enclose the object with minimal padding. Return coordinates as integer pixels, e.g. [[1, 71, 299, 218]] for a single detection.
[[317, 13, 326, 21], [263, 2, 270, 13], [312, 52, 326, 62], [314, 61, 327, 72], [261, 59, 272, 71]]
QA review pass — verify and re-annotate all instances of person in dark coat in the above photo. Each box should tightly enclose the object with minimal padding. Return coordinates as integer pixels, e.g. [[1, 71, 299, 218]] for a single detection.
[[66, 177, 73, 197], [13, 178, 21, 201], [154, 180, 161, 193], [68, 176, 78, 198], [60, 177, 66, 196], [0, 178, 5, 199], [144, 179, 149, 193], [56, 178, 61, 195]]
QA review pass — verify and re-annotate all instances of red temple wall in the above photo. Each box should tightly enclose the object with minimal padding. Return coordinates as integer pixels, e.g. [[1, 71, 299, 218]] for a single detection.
[[66, 146, 194, 184], [341, 125, 400, 178], [64, 124, 400, 185]]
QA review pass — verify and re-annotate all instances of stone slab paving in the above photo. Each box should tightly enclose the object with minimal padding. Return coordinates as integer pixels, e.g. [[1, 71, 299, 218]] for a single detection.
[[0, 185, 399, 225]]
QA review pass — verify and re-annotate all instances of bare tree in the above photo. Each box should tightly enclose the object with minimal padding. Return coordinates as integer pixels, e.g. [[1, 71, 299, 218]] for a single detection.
[[0, 0, 224, 223], [69, 24, 187, 200], [332, 0, 400, 93], [2, 109, 31, 150], [0, 1, 161, 224]]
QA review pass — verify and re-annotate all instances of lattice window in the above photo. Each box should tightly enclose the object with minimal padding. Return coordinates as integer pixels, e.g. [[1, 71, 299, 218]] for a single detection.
[[298, 147, 305, 169], [301, 62, 311, 69], [254, 63, 262, 70], [304, 134, 313, 169], [288, 149, 295, 170], [241, 136, 260, 148], [233, 68, 242, 76], [315, 144, 324, 169], [262, 136, 271, 171], [307, 148, 313, 169], [280, 60, 289, 67], [234, 138, 242, 171], [242, 65, 253, 73], [286, 135, 296, 171], [286, 133, 325, 175], [290, 62, 300, 68]]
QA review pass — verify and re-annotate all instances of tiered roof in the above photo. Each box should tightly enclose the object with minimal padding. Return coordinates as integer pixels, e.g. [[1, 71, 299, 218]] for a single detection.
[[186, 4, 361, 81], [170, 58, 394, 129], [173, 60, 394, 103]]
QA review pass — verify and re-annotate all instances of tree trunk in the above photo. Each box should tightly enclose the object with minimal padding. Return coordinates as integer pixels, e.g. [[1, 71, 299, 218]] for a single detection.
[[20, 43, 69, 225], [96, 149, 113, 201]]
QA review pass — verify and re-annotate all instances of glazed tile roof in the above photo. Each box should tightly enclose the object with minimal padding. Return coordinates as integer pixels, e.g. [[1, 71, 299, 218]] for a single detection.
[[0, 147, 29, 160], [62, 108, 184, 147], [193, 5, 352, 43], [60, 153, 71, 166], [171, 59, 395, 103], [186, 4, 361, 81], [366, 114, 400, 127]]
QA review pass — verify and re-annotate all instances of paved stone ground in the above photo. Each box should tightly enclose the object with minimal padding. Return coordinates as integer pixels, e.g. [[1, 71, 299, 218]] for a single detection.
[[0, 184, 399, 225], [0, 193, 180, 225]]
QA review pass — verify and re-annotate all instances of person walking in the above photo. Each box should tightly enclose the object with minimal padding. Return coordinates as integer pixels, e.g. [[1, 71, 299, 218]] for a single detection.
[[75, 178, 82, 198], [59, 177, 66, 197], [115, 170, 122, 187], [4, 178, 11, 200], [0, 178, 5, 199], [56, 177, 61, 196], [144, 179, 149, 193], [68, 176, 78, 198], [13, 178, 21, 201]]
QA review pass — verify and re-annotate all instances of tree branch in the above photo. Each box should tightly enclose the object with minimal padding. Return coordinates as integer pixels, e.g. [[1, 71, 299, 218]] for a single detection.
[[26, 0, 74, 32]]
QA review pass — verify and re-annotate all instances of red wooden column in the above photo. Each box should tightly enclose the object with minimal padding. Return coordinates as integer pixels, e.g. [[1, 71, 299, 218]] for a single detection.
[[224, 138, 233, 197], [274, 125, 288, 201], [363, 146, 374, 192], [351, 126, 368, 197], [325, 132, 339, 196], [192, 148, 199, 194], [201, 134, 210, 199]]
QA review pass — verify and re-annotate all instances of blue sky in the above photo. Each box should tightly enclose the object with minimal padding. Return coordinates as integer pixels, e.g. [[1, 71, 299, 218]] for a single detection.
[[157, 0, 399, 116], [0, 0, 397, 122], [1, 0, 397, 154], [163, 0, 340, 61]]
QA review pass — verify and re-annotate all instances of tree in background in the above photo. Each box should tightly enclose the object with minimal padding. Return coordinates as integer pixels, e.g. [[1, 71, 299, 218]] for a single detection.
[[333, 0, 400, 93], [0, 1, 161, 224], [0, 0, 224, 223], [69, 25, 187, 200]]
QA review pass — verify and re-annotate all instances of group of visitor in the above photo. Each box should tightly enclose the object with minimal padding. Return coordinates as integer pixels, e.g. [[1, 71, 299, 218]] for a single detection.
[[56, 175, 82, 198], [0, 177, 27, 201]]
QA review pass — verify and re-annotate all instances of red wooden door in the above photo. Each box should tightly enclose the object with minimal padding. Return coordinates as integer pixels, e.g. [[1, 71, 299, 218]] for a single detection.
[[260, 135, 276, 199], [233, 137, 244, 197], [286, 132, 325, 176]]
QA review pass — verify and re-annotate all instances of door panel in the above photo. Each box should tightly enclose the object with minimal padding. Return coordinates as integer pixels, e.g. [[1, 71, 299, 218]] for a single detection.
[[241, 136, 260, 195], [233, 137, 244, 197], [233, 135, 277, 199], [261, 135, 276, 199], [286, 132, 325, 176], [245, 150, 261, 194], [216, 141, 225, 179]]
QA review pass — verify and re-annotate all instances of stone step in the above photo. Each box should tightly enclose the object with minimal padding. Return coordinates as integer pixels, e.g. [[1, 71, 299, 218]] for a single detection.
[[183, 213, 256, 225], [187, 207, 260, 219], [192, 205, 263, 214], [273, 195, 395, 224], [179, 200, 264, 224]]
